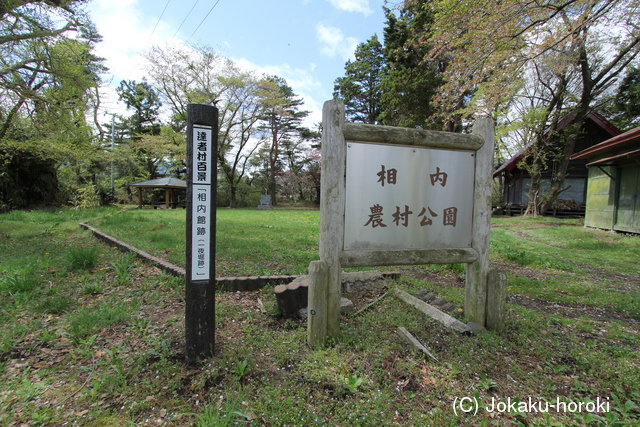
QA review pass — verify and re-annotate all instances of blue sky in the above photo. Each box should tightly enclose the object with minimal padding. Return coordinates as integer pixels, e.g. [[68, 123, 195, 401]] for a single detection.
[[85, 0, 389, 126]]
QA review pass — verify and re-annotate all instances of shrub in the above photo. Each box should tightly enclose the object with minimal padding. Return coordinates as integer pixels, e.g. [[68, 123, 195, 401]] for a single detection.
[[64, 247, 100, 271], [71, 184, 100, 209], [0, 269, 41, 294]]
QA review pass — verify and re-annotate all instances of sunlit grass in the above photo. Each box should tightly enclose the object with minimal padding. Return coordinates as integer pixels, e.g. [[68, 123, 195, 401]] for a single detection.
[[492, 216, 640, 274], [491, 215, 640, 316], [93, 208, 320, 276]]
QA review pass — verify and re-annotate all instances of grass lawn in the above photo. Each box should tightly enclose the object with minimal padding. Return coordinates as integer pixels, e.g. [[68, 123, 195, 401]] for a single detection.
[[0, 206, 638, 426], [92, 208, 320, 276]]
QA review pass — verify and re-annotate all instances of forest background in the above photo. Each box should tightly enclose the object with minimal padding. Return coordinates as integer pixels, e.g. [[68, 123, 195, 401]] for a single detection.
[[1, 0, 640, 214]]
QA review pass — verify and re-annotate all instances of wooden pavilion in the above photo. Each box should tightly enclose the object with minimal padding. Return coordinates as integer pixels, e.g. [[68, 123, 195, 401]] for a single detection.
[[129, 177, 187, 209]]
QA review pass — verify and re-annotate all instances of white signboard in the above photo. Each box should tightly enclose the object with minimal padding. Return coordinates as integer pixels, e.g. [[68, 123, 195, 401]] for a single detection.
[[192, 125, 213, 185], [344, 142, 475, 250], [191, 125, 213, 280]]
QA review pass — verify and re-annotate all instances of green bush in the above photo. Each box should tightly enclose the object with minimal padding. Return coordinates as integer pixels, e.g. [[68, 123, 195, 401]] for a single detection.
[[0, 269, 41, 294], [0, 143, 58, 210], [71, 184, 100, 209], [64, 247, 100, 271]]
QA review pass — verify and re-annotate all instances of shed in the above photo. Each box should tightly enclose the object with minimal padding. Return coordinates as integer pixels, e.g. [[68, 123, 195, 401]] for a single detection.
[[571, 126, 640, 233], [494, 110, 620, 215], [129, 177, 187, 209]]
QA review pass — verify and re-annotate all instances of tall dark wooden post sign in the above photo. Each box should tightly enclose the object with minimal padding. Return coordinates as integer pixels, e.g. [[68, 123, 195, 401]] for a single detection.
[[185, 103, 218, 362]]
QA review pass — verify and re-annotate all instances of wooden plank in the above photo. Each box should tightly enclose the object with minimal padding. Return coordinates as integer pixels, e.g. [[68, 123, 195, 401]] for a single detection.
[[307, 260, 329, 349], [465, 117, 494, 326], [395, 289, 470, 334], [397, 327, 439, 362], [353, 290, 389, 317], [340, 248, 479, 267], [343, 122, 484, 151], [486, 269, 507, 332], [319, 100, 346, 339]]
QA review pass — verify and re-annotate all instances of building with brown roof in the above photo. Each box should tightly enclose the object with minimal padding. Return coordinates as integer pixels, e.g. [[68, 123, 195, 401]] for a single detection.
[[494, 110, 621, 216], [571, 126, 640, 233]]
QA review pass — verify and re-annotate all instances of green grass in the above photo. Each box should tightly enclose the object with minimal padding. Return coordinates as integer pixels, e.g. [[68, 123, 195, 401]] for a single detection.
[[492, 216, 640, 275], [64, 246, 101, 271], [35, 293, 76, 314], [0, 266, 41, 294], [93, 208, 320, 276], [0, 207, 638, 426], [68, 297, 136, 342], [491, 216, 640, 316]]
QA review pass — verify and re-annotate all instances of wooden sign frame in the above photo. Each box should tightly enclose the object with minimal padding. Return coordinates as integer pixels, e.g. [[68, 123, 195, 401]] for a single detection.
[[307, 100, 496, 348]]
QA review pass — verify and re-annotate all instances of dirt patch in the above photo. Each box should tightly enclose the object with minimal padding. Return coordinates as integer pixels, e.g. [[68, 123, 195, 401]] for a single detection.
[[574, 264, 640, 292], [508, 294, 640, 328], [394, 261, 640, 333], [396, 265, 465, 287]]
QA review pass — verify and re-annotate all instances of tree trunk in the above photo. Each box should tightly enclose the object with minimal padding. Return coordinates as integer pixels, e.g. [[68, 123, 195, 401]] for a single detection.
[[538, 113, 587, 215], [229, 185, 237, 208], [538, 34, 593, 215], [268, 177, 277, 206], [525, 157, 542, 217], [268, 119, 278, 206]]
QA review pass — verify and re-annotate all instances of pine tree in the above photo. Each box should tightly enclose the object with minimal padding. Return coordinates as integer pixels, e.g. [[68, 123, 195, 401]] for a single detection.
[[257, 76, 309, 206], [333, 35, 384, 124], [613, 67, 640, 130], [379, 3, 448, 130]]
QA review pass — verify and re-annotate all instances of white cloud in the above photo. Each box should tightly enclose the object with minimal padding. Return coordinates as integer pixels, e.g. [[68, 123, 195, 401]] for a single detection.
[[87, 0, 177, 84], [232, 58, 323, 127], [86, 0, 180, 121], [316, 23, 358, 61], [326, 0, 372, 15], [86, 1, 329, 127]]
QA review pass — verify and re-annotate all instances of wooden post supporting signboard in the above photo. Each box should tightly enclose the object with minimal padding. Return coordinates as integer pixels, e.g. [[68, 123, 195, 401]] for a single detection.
[[318, 100, 346, 339], [307, 260, 329, 349], [486, 269, 507, 331], [465, 117, 495, 326], [185, 103, 218, 363]]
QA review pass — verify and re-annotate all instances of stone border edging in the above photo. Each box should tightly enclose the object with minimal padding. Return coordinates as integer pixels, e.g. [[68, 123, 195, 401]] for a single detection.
[[79, 222, 298, 291]]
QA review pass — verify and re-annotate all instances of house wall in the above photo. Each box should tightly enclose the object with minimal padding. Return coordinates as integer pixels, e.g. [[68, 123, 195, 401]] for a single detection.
[[503, 172, 523, 204], [584, 166, 616, 230], [584, 163, 640, 234], [575, 120, 615, 153], [615, 163, 640, 233], [499, 115, 617, 207], [505, 176, 586, 205]]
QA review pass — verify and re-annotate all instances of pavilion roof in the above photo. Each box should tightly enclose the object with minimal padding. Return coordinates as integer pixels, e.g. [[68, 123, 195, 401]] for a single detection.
[[129, 177, 187, 189]]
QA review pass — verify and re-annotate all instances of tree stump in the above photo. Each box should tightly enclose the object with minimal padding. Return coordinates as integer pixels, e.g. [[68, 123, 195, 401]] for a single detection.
[[274, 284, 298, 316], [274, 280, 309, 316]]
